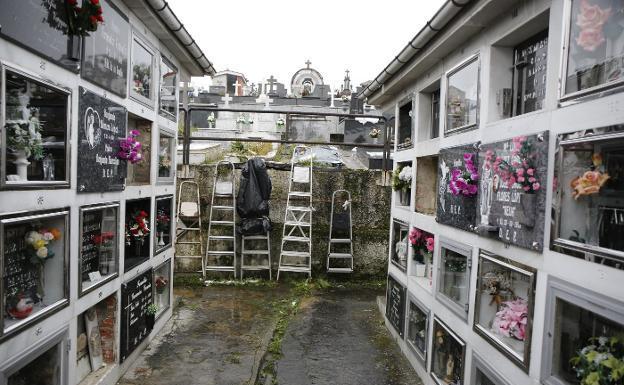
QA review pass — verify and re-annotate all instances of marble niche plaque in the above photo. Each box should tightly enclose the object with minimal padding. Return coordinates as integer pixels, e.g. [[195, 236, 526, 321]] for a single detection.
[[77, 87, 127, 193], [477, 132, 549, 251], [120, 269, 153, 363], [385, 274, 406, 337], [81, 0, 129, 97], [437, 143, 479, 232]]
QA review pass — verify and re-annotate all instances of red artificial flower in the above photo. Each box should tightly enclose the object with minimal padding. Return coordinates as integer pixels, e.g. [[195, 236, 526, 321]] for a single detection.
[[96, 15, 104, 22], [90, 15, 97, 24], [75, 6, 82, 11], [91, 0, 99, 4], [68, 0, 78, 5], [97, 7, 103, 15]]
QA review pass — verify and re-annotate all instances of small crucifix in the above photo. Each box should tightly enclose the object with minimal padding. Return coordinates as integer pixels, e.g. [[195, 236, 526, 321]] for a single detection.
[[256, 93, 274, 108], [221, 93, 233, 107], [305, 59, 311, 69], [232, 79, 244, 96]]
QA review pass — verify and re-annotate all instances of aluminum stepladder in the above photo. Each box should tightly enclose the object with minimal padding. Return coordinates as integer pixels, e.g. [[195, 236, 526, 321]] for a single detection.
[[277, 145, 313, 280], [327, 190, 354, 273], [203, 161, 237, 279], [241, 232, 272, 280], [176, 181, 203, 262]]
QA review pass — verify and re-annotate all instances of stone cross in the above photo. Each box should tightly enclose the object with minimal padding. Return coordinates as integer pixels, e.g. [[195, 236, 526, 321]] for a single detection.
[[232, 79, 244, 96], [327, 88, 335, 108], [266, 75, 277, 94], [255, 93, 274, 108], [305, 59, 311, 68], [221, 93, 233, 107]]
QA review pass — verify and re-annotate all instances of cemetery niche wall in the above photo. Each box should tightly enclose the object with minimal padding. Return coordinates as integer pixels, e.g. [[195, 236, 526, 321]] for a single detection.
[[77, 87, 127, 193], [477, 132, 549, 251], [552, 125, 624, 269], [124, 198, 152, 271], [437, 144, 479, 231], [436, 239, 472, 320], [431, 317, 465, 385]]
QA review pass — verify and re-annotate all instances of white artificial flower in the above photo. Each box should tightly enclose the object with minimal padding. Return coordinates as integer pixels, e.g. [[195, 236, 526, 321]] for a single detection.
[[598, 336, 608, 346], [42, 232, 54, 241], [26, 231, 42, 244], [36, 247, 48, 258], [399, 166, 413, 183]]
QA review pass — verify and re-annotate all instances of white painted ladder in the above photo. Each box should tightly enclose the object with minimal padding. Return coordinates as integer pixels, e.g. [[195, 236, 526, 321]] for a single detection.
[[203, 161, 237, 279], [176, 181, 203, 261], [327, 190, 354, 273], [241, 233, 272, 280], [277, 145, 313, 280]]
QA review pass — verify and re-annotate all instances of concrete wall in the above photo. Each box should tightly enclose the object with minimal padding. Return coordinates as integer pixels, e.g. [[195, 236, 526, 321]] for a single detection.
[[175, 165, 391, 277]]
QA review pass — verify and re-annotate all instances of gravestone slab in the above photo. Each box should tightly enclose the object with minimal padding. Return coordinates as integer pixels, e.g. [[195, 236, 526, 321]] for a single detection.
[[437, 143, 479, 231], [81, 0, 129, 97], [477, 131, 549, 251], [385, 274, 406, 337], [0, 0, 79, 71], [120, 269, 153, 363], [80, 209, 103, 281], [77, 87, 127, 193]]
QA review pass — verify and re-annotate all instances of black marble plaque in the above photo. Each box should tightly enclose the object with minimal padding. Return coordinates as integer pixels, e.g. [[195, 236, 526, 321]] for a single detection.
[[385, 274, 406, 337], [120, 269, 153, 363], [0, 0, 79, 71], [437, 144, 479, 231], [477, 132, 549, 251], [3, 225, 40, 303], [81, 0, 129, 97], [514, 31, 548, 114], [77, 87, 127, 193], [81, 210, 102, 280]]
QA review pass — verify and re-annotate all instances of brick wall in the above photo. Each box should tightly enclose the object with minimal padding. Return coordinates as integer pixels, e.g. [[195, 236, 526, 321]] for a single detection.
[[96, 294, 117, 363]]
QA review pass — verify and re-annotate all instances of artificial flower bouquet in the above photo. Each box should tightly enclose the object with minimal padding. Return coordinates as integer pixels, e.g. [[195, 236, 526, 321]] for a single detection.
[[449, 153, 478, 196], [488, 136, 541, 193], [491, 297, 528, 341], [155, 275, 169, 294], [156, 209, 171, 232], [67, 0, 104, 36], [276, 117, 285, 128], [26, 228, 62, 264], [118, 130, 143, 164], [369, 127, 381, 138], [126, 210, 150, 245], [93, 231, 115, 247], [409, 227, 434, 262], [6, 110, 45, 161], [392, 165, 413, 191], [570, 153, 610, 199], [570, 336, 624, 385]]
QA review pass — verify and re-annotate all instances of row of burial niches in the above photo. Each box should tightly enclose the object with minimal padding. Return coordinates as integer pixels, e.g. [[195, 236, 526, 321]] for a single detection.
[[0, 196, 173, 339], [1, 70, 176, 187]]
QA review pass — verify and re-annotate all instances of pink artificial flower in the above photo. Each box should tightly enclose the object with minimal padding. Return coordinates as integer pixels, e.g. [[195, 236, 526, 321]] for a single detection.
[[523, 185, 531, 192], [532, 182, 540, 191], [516, 168, 525, 176], [426, 237, 434, 252], [526, 168, 534, 176], [409, 228, 422, 245], [577, 28, 606, 51], [508, 176, 517, 186], [517, 176, 525, 183], [528, 177, 536, 183]]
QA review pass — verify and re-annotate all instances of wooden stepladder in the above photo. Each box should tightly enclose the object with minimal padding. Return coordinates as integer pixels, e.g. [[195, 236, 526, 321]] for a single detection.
[[327, 190, 354, 273], [176, 181, 203, 262], [203, 161, 237, 279], [277, 145, 313, 280]]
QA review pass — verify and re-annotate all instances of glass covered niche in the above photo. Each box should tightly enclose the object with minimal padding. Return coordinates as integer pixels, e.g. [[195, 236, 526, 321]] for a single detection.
[[79, 203, 119, 296], [406, 297, 428, 363], [124, 198, 151, 271], [1, 209, 69, 337], [391, 219, 409, 272], [2, 68, 69, 187], [130, 37, 154, 104], [564, 0, 624, 97], [157, 131, 175, 180], [474, 252, 536, 370], [159, 57, 178, 121], [153, 260, 171, 319], [431, 317, 466, 385], [552, 127, 624, 268], [446, 56, 479, 134], [155, 195, 173, 254], [437, 239, 472, 319]]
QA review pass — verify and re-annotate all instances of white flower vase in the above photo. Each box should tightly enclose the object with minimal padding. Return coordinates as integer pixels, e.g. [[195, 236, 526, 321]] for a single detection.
[[373, 137, 379, 144], [158, 231, 165, 247], [13, 150, 30, 181]]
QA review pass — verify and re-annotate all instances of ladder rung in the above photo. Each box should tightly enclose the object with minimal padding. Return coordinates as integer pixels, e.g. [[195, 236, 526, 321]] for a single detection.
[[241, 266, 271, 271], [208, 235, 234, 240], [177, 241, 202, 245], [212, 205, 234, 210], [211, 221, 234, 225], [281, 251, 310, 258], [214, 193, 233, 198], [243, 235, 269, 240], [327, 267, 353, 273], [284, 221, 311, 227], [278, 266, 310, 273], [330, 238, 351, 244], [242, 250, 269, 255], [283, 236, 310, 242], [286, 206, 312, 212], [329, 253, 353, 259], [289, 192, 311, 197], [204, 266, 236, 271], [206, 250, 235, 255]]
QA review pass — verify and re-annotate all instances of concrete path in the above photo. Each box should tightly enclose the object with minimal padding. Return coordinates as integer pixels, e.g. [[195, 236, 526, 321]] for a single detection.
[[118, 286, 286, 385], [118, 284, 421, 385], [276, 288, 421, 385]]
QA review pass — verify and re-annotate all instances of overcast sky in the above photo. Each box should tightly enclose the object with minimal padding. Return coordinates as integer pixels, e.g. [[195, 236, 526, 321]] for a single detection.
[[167, 0, 446, 93]]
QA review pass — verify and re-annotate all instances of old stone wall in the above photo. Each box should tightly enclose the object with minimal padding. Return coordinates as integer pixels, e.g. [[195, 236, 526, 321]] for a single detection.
[[175, 165, 391, 277]]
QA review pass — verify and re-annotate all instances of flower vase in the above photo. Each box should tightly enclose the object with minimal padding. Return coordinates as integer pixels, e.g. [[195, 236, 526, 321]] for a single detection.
[[158, 231, 165, 247], [518, 193, 536, 228], [12, 150, 30, 181], [373, 137, 379, 144], [414, 262, 426, 277], [134, 240, 143, 257], [399, 189, 411, 206], [146, 313, 155, 330]]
